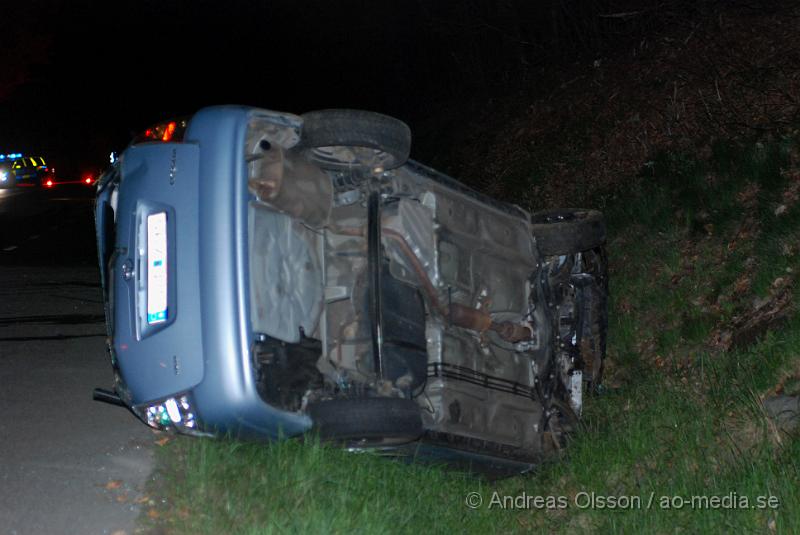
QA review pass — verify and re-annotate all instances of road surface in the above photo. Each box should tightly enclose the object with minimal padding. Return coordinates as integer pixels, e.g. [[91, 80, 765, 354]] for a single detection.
[[0, 186, 155, 535]]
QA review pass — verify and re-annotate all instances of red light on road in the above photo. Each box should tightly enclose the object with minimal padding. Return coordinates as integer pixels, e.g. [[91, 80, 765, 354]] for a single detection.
[[161, 121, 177, 142]]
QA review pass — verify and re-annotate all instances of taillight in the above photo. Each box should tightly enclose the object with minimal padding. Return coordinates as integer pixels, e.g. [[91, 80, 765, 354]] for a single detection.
[[44, 179, 54, 188], [135, 118, 187, 144], [161, 121, 177, 141]]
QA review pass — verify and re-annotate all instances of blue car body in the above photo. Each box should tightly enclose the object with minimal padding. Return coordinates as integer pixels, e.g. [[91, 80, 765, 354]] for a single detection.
[[96, 106, 311, 439]]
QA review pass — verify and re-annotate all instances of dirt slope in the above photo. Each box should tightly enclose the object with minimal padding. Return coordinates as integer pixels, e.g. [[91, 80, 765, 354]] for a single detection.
[[420, 2, 800, 210]]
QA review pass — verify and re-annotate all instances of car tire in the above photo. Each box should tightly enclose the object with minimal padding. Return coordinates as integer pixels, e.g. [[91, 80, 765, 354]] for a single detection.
[[307, 397, 423, 444], [531, 208, 606, 256], [299, 109, 411, 171]]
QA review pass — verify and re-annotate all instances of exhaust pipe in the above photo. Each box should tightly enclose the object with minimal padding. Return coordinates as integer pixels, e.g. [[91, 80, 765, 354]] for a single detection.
[[93, 387, 126, 407]]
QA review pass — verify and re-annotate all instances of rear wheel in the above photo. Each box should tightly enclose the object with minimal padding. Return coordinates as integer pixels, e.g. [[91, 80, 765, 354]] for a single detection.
[[307, 397, 423, 445], [299, 109, 411, 172]]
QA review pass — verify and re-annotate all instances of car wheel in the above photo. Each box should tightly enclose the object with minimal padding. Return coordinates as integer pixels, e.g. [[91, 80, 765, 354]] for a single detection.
[[307, 397, 422, 445], [299, 109, 411, 171], [530, 208, 606, 255]]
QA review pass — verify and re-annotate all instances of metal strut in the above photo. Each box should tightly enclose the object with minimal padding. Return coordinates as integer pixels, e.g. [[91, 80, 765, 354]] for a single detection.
[[367, 190, 384, 380]]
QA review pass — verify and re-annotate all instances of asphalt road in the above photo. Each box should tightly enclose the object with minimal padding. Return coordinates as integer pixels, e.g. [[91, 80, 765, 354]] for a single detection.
[[0, 186, 155, 535]]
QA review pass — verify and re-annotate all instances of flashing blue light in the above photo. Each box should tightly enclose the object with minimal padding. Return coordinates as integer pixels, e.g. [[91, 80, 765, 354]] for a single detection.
[[0, 155, 5, 161]]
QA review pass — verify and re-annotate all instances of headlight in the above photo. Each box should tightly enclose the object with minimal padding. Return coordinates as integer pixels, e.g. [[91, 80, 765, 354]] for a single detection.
[[135, 392, 211, 437], [0, 171, 7, 182]]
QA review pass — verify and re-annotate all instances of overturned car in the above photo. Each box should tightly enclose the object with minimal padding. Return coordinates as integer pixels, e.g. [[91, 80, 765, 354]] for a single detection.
[[94, 106, 607, 472]]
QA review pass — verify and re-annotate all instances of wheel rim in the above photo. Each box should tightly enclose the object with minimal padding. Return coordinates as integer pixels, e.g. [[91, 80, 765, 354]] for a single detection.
[[307, 145, 399, 171]]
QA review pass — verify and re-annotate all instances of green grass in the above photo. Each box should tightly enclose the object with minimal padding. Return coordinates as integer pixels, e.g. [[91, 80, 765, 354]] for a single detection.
[[146, 137, 800, 534], [150, 437, 517, 534]]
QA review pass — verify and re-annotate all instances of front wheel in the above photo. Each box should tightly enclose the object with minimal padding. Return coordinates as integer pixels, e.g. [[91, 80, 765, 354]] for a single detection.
[[531, 208, 606, 256]]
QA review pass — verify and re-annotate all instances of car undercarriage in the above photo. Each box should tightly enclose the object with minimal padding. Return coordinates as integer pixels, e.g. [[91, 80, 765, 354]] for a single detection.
[[243, 109, 608, 463]]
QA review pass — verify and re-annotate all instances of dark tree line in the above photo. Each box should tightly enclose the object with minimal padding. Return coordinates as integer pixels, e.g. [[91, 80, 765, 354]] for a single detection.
[[401, 0, 709, 97]]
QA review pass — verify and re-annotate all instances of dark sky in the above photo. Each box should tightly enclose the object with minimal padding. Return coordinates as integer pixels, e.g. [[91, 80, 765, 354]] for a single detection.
[[0, 0, 427, 178], [0, 0, 674, 178]]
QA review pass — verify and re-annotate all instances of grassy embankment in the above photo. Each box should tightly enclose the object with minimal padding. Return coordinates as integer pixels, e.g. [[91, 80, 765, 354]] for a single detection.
[[145, 138, 800, 534]]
